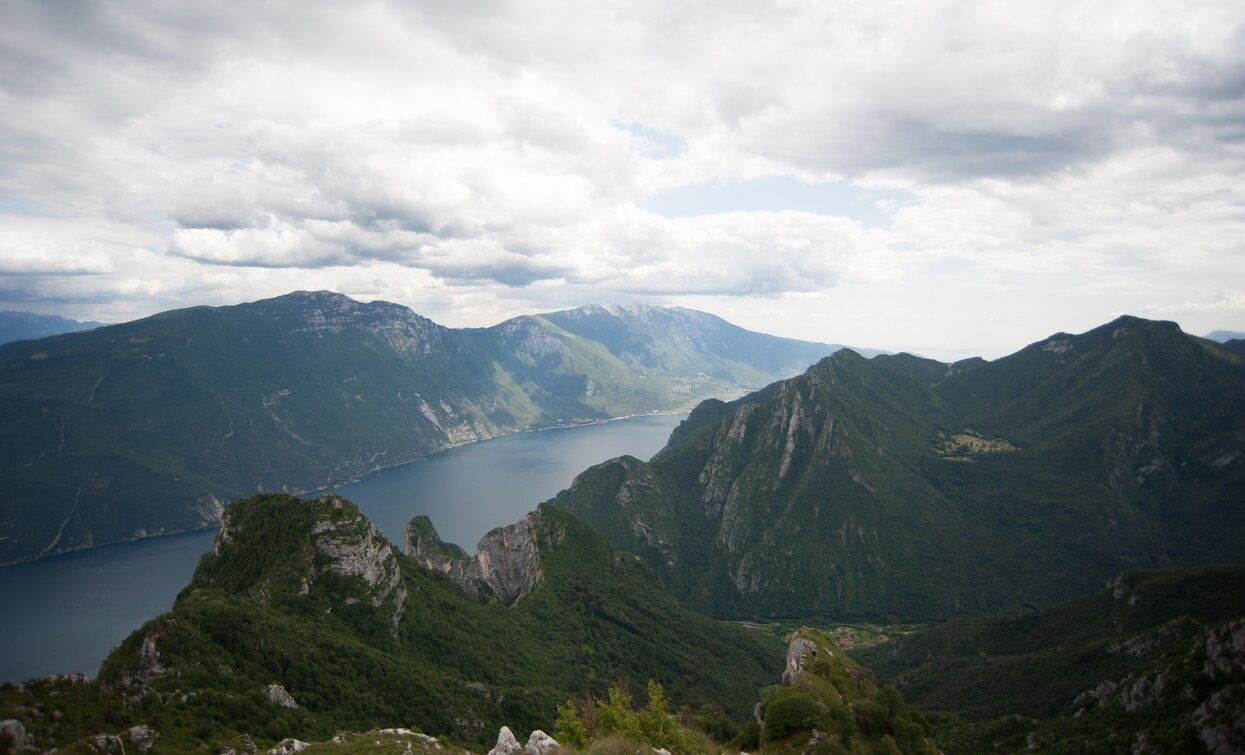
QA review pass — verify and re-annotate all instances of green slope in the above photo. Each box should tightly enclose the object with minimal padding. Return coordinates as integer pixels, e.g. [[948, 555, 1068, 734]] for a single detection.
[[0, 493, 783, 752], [553, 317, 1245, 621], [0, 292, 849, 564], [854, 566, 1245, 754]]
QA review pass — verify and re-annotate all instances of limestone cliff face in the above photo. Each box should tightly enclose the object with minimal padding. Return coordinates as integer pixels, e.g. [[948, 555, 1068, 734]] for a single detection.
[[308, 494, 406, 614], [211, 493, 407, 630], [405, 510, 553, 605]]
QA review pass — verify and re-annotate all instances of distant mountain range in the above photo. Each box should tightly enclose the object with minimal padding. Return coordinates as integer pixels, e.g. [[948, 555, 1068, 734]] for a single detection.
[[0, 291, 861, 564], [1205, 330, 1245, 343], [0, 310, 104, 345], [552, 316, 1245, 620]]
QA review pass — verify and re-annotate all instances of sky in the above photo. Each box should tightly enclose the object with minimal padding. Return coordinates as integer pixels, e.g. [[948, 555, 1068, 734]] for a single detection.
[[1, 1, 1243, 361]]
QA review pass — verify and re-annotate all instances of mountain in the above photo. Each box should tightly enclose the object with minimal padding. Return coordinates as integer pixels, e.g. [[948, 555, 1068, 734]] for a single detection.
[[0, 310, 103, 345], [0, 493, 784, 752], [854, 566, 1245, 754], [552, 316, 1245, 621], [540, 303, 883, 385], [0, 291, 852, 564], [1206, 330, 1245, 343]]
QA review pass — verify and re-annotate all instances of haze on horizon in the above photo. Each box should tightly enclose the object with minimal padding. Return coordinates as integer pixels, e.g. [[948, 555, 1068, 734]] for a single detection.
[[1, 0, 1243, 361]]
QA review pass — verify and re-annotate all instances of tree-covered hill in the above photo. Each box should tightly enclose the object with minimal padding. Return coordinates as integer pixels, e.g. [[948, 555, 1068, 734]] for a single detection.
[[0, 291, 849, 564], [854, 566, 1245, 754], [552, 316, 1245, 620], [0, 493, 784, 752]]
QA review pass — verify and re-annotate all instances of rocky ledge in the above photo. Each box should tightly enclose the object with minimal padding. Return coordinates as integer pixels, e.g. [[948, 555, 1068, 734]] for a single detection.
[[405, 510, 554, 605]]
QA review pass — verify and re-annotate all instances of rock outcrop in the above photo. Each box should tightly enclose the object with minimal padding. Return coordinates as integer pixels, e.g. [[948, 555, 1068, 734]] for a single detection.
[[267, 738, 310, 755], [126, 725, 159, 753], [524, 730, 559, 755], [309, 495, 407, 626], [406, 510, 555, 604], [0, 719, 36, 753], [486, 726, 522, 755], [264, 684, 298, 709], [782, 634, 823, 684]]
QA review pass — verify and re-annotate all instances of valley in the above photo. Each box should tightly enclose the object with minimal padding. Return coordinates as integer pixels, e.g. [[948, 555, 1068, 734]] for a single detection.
[[2, 308, 1242, 755]]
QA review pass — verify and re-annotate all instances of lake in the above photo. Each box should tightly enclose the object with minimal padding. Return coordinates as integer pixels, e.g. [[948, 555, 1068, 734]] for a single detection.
[[0, 413, 685, 684]]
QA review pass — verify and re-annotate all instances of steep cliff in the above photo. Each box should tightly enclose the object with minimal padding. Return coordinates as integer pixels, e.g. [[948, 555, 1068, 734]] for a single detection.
[[405, 511, 548, 604]]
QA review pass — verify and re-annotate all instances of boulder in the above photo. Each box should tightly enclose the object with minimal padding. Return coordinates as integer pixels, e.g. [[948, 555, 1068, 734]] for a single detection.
[[524, 729, 559, 755], [487, 726, 523, 755], [0, 719, 35, 753], [127, 724, 159, 753]]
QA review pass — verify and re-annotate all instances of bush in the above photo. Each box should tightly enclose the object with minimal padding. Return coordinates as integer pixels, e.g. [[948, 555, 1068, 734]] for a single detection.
[[555, 681, 699, 755], [762, 688, 828, 742]]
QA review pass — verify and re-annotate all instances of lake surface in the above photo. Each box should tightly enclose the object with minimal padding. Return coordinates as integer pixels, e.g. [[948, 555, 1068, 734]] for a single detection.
[[0, 413, 684, 684]]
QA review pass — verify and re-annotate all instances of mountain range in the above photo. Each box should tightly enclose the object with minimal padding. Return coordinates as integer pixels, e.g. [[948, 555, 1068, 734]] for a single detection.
[[0, 311, 104, 346], [2, 311, 1244, 754], [0, 292, 857, 565], [552, 316, 1245, 621]]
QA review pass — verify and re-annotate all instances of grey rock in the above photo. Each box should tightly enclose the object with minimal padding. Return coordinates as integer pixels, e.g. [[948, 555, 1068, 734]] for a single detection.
[[268, 738, 310, 755], [487, 726, 522, 755], [264, 684, 298, 709], [127, 724, 159, 753], [782, 633, 823, 685], [1193, 685, 1245, 755], [524, 729, 559, 755], [0, 719, 35, 753], [407, 512, 550, 605], [379, 729, 441, 749]]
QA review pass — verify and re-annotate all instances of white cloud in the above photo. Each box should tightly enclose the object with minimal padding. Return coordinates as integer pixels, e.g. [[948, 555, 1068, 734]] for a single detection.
[[0, 0, 1242, 354]]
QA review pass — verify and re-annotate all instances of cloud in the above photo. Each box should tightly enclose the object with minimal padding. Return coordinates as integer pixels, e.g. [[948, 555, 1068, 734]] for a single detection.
[[1, 0, 1243, 353]]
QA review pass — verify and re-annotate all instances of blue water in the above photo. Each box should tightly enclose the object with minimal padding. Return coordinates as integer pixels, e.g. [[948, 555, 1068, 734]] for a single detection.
[[0, 414, 684, 684]]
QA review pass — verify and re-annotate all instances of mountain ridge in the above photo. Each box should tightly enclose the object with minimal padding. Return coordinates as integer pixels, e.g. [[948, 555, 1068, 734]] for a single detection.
[[552, 315, 1245, 621], [0, 310, 105, 346], [0, 492, 785, 751], [0, 291, 857, 564]]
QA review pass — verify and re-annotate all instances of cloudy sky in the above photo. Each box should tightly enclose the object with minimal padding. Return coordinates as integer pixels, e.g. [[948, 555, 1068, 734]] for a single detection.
[[2, 1, 1243, 359]]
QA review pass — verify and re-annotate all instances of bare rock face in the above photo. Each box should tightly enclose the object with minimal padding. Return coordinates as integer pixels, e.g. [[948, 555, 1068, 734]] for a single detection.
[[264, 683, 298, 709], [307, 494, 408, 632], [487, 726, 522, 755], [476, 513, 544, 602], [407, 511, 550, 605], [107, 623, 170, 686], [782, 633, 824, 685]]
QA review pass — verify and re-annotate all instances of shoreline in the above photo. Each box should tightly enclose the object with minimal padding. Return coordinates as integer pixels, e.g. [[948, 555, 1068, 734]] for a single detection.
[[1, 409, 692, 570]]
